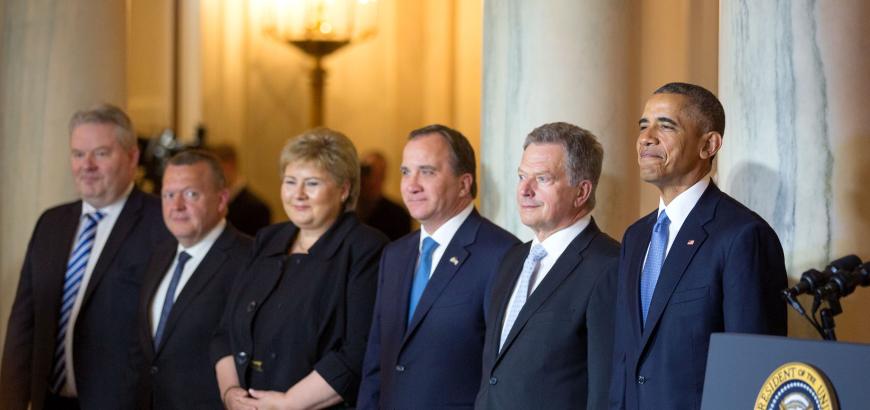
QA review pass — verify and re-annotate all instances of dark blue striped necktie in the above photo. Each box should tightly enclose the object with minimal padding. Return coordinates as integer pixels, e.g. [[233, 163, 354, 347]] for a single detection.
[[50, 211, 104, 393]]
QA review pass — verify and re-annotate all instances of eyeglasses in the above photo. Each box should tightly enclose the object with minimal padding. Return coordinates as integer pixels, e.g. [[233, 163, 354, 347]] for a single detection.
[[161, 189, 202, 202]]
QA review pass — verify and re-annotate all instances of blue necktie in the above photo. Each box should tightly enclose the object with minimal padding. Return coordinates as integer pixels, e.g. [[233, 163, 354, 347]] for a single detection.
[[51, 211, 104, 393], [640, 211, 670, 325], [153, 251, 192, 349], [500, 244, 547, 350], [408, 237, 439, 323]]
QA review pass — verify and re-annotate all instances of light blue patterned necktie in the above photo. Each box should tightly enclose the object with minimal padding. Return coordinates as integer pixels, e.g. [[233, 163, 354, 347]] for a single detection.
[[500, 244, 547, 351], [154, 251, 192, 349], [408, 237, 439, 324], [640, 210, 670, 326], [51, 211, 104, 393]]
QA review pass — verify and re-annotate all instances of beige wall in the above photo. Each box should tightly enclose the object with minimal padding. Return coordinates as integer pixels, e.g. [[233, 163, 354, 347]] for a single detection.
[[195, 0, 482, 219], [0, 0, 127, 357]]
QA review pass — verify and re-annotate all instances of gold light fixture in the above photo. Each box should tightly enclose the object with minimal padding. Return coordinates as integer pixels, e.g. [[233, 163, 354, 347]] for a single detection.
[[263, 0, 378, 126]]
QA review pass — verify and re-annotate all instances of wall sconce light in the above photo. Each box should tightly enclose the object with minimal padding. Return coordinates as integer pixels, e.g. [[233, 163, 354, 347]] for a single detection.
[[263, 0, 378, 126]]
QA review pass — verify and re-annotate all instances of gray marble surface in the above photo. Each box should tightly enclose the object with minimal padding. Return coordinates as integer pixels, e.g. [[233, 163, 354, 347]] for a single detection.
[[480, 0, 640, 241]]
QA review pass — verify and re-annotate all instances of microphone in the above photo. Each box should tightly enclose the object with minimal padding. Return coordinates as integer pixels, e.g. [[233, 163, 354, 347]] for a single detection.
[[815, 262, 870, 299], [782, 254, 862, 298]]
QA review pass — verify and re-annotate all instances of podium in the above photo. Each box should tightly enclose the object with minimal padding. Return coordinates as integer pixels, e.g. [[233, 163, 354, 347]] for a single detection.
[[701, 333, 870, 410]]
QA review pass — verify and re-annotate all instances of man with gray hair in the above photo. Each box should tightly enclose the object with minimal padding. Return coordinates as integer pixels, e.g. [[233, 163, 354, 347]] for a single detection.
[[1, 104, 170, 409], [476, 122, 619, 410]]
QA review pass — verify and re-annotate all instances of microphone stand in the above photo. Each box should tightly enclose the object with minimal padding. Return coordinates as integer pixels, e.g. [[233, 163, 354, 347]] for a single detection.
[[815, 292, 842, 341]]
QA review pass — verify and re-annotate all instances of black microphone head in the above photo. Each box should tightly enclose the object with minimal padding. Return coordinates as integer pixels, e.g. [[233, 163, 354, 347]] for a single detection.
[[825, 254, 862, 273]]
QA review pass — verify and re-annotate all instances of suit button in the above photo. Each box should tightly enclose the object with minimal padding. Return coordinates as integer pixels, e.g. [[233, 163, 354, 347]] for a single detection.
[[246, 301, 257, 312], [150, 366, 158, 375], [236, 351, 248, 365], [395, 365, 405, 372], [489, 377, 498, 385], [637, 376, 646, 384]]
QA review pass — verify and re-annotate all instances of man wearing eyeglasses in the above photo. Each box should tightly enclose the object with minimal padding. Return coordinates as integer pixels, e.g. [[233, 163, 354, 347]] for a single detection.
[[131, 150, 251, 409]]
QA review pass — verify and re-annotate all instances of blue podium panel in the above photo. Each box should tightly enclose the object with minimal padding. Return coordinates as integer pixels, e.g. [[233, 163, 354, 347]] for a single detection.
[[701, 333, 870, 410]]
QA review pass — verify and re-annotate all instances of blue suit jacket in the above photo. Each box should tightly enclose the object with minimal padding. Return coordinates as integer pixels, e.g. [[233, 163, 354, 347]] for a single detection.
[[358, 209, 518, 410], [609, 183, 788, 410]]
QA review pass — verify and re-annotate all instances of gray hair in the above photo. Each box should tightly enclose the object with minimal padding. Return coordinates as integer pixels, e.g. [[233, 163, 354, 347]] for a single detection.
[[523, 122, 603, 209], [69, 103, 136, 151], [280, 127, 360, 211]]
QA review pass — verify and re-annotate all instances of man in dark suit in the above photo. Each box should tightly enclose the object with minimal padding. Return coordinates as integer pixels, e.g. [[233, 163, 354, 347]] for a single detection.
[[212, 143, 271, 237], [358, 125, 519, 410], [133, 150, 251, 409], [608, 83, 787, 410], [358, 151, 412, 241], [475, 122, 619, 410], [1, 104, 170, 409]]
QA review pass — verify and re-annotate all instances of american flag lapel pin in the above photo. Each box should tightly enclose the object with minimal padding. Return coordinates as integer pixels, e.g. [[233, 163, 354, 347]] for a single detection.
[[449, 256, 459, 266], [687, 240, 695, 246]]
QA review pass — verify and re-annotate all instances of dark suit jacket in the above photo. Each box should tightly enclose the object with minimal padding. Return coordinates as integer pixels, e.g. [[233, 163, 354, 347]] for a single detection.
[[475, 219, 619, 410], [362, 196, 411, 241], [1, 188, 170, 410], [608, 183, 787, 410], [227, 187, 271, 237], [133, 224, 251, 410], [211, 212, 387, 406], [358, 209, 519, 410]]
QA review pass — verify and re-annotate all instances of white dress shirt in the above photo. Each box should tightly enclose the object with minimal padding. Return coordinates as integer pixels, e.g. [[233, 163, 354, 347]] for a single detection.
[[649, 176, 710, 261], [501, 215, 592, 330], [150, 219, 227, 335], [418, 203, 474, 278], [61, 184, 133, 396]]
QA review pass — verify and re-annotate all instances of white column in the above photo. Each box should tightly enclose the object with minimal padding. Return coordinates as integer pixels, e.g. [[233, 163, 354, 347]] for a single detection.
[[0, 0, 127, 349], [719, 0, 870, 341], [481, 0, 640, 240]]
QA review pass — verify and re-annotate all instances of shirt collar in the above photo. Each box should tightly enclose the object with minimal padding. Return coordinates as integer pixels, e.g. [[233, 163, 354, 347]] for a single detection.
[[420, 202, 474, 249], [81, 183, 134, 217], [176, 219, 227, 259], [658, 176, 710, 228], [531, 214, 592, 259]]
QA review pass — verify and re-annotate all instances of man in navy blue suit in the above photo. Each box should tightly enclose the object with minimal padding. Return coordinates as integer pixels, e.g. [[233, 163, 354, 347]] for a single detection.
[[358, 124, 519, 410], [609, 82, 788, 410]]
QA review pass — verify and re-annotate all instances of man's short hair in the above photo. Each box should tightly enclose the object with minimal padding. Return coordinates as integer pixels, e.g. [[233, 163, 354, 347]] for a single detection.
[[408, 124, 478, 198], [523, 122, 603, 209], [69, 103, 137, 151], [654, 82, 725, 136], [166, 149, 227, 190]]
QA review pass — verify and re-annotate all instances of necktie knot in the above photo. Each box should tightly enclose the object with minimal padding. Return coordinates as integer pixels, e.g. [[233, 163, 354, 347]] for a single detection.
[[87, 211, 105, 224], [177, 250, 192, 265], [421, 237, 439, 256], [654, 211, 670, 231], [528, 244, 547, 263]]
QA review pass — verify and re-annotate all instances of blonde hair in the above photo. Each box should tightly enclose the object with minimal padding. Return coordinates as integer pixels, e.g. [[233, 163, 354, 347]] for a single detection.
[[279, 127, 360, 210]]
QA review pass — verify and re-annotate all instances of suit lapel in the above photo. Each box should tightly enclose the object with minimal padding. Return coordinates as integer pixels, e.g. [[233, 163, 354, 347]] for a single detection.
[[141, 244, 177, 358], [155, 227, 236, 356], [627, 212, 657, 340], [82, 188, 145, 306], [38, 202, 83, 340], [495, 221, 600, 364], [489, 243, 528, 356], [402, 213, 481, 344], [394, 233, 420, 337], [639, 185, 720, 352]]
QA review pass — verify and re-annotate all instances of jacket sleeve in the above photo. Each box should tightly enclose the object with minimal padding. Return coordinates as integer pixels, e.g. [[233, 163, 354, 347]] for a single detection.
[[0, 215, 46, 410], [355, 250, 390, 409], [313, 231, 386, 404]]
